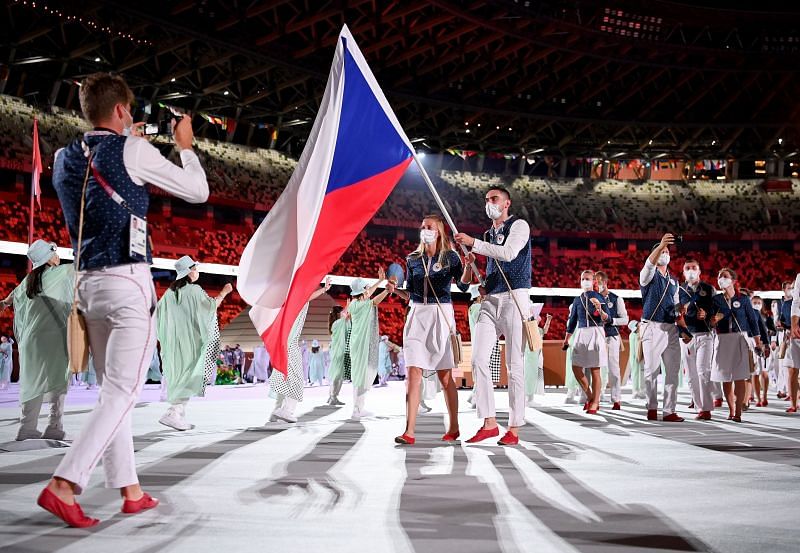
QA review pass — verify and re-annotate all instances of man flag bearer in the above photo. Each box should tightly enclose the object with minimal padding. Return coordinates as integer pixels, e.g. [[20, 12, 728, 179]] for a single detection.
[[455, 186, 531, 446]]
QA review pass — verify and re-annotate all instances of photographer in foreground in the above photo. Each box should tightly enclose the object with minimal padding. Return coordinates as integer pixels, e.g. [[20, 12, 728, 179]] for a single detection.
[[40, 72, 208, 527]]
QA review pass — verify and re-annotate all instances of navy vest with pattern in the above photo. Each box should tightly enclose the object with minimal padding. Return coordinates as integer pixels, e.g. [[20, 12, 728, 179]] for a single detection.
[[483, 216, 531, 294], [678, 281, 715, 333], [52, 133, 151, 270], [640, 268, 678, 324], [602, 291, 621, 337]]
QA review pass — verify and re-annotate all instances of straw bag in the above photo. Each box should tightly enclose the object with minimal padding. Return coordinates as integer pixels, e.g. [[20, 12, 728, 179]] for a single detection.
[[493, 261, 541, 352], [423, 258, 463, 365], [67, 148, 94, 374]]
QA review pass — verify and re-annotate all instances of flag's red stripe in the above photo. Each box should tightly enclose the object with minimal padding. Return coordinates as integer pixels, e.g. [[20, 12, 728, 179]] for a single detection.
[[262, 157, 412, 374]]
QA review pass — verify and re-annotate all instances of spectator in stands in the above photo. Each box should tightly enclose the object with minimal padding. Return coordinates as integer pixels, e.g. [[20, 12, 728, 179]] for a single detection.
[[709, 269, 761, 422], [41, 72, 208, 528], [0, 240, 72, 440], [156, 255, 233, 431]]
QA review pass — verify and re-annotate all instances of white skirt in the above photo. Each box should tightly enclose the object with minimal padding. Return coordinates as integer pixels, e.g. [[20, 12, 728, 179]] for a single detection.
[[712, 333, 752, 382], [780, 338, 800, 369], [403, 302, 457, 371], [570, 326, 607, 369]]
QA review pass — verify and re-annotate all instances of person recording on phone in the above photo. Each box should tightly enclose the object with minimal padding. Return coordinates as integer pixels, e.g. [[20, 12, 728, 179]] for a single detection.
[[41, 72, 208, 528]]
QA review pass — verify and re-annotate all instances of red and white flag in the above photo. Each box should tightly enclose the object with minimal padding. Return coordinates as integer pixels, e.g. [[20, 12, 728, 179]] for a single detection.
[[32, 118, 42, 209]]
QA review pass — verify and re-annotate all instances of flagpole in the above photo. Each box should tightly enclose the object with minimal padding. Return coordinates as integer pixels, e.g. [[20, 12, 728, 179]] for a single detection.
[[410, 152, 484, 286], [26, 118, 38, 271]]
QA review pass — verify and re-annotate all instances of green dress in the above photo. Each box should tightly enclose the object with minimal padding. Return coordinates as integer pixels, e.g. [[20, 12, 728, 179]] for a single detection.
[[11, 265, 73, 403], [565, 333, 579, 392], [156, 283, 218, 403], [349, 299, 378, 390], [524, 328, 546, 397], [628, 330, 644, 395], [327, 318, 347, 382]]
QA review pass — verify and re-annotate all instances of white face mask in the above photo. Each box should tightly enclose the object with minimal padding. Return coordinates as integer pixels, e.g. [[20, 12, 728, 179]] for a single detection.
[[684, 269, 699, 282], [485, 202, 503, 220], [597, 283, 607, 293], [419, 229, 437, 245], [121, 107, 134, 137], [580, 279, 594, 291], [718, 277, 732, 289], [657, 252, 670, 267], [752, 303, 763, 311]]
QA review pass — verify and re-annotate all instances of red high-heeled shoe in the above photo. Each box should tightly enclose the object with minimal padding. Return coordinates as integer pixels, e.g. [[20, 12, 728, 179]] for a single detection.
[[37, 487, 99, 528]]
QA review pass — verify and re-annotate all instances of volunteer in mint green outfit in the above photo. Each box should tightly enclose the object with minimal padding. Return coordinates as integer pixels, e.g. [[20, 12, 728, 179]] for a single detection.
[[0, 240, 73, 441], [326, 305, 348, 406], [156, 255, 232, 431], [525, 311, 552, 407], [349, 270, 394, 420], [627, 320, 645, 399]]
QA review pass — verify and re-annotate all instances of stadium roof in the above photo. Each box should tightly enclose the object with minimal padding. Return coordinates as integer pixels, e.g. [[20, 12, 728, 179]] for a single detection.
[[3, 0, 800, 159]]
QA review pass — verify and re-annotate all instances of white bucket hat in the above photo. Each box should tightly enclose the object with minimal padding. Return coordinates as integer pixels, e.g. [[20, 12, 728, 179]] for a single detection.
[[27, 240, 57, 270], [175, 255, 197, 280], [350, 277, 368, 296], [312, 339, 320, 348], [469, 285, 480, 300]]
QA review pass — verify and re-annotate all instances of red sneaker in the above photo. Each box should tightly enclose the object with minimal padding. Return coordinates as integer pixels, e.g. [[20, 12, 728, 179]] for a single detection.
[[498, 431, 519, 446], [441, 431, 460, 442], [121, 493, 159, 514], [611, 402, 621, 410], [787, 407, 798, 413], [777, 391, 787, 399], [713, 398, 723, 408], [37, 487, 99, 528], [695, 411, 712, 420], [394, 433, 416, 445], [663, 413, 685, 422], [647, 409, 658, 421], [466, 426, 500, 443]]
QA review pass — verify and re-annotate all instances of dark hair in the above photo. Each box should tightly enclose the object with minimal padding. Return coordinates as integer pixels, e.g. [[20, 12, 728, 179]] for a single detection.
[[329, 305, 344, 334], [782, 280, 793, 290], [487, 186, 511, 202], [79, 72, 135, 126], [595, 270, 608, 281], [169, 275, 191, 299], [24, 264, 49, 300], [312, 346, 320, 354], [683, 258, 700, 268]]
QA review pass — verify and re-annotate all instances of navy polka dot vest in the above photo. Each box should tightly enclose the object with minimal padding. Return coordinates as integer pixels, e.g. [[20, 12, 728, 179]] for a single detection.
[[52, 133, 151, 270]]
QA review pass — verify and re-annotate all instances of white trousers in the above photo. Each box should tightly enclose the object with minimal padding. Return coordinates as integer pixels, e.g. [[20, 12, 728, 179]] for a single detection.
[[606, 335, 621, 402], [54, 264, 156, 494], [472, 290, 527, 428], [641, 322, 681, 416], [680, 332, 714, 412]]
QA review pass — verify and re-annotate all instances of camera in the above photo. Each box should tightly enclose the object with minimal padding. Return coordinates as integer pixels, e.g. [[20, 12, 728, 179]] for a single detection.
[[674, 234, 683, 244], [143, 116, 182, 137]]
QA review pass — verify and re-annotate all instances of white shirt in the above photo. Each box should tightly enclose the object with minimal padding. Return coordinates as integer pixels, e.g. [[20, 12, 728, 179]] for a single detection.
[[792, 273, 800, 319], [55, 133, 208, 204], [603, 292, 629, 327], [471, 218, 531, 262]]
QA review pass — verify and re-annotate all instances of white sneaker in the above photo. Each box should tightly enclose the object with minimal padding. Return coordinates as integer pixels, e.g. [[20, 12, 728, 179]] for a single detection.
[[159, 410, 192, 431], [418, 404, 432, 414], [351, 408, 374, 420], [272, 409, 297, 423]]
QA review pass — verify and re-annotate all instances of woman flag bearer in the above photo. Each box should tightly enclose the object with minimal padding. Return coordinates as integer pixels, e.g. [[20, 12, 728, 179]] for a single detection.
[[563, 270, 611, 414]]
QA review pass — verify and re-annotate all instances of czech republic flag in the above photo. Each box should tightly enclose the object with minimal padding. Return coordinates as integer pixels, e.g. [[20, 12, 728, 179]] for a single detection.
[[237, 25, 414, 375]]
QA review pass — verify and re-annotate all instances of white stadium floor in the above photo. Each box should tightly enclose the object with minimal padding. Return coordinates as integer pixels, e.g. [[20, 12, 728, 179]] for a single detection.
[[1, 380, 799, 553]]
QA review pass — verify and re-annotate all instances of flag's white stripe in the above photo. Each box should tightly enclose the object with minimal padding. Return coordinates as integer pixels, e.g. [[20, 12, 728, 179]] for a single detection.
[[236, 32, 347, 333]]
